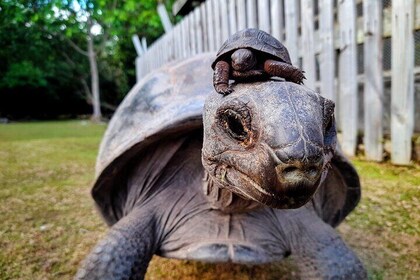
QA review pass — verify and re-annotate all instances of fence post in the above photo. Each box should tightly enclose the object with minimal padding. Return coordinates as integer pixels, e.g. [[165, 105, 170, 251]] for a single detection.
[[284, 0, 299, 66], [206, 0, 216, 51], [236, 0, 247, 30], [363, 0, 384, 161], [319, 0, 335, 103], [301, 0, 316, 89], [188, 14, 197, 55], [246, 0, 257, 28], [213, 0, 222, 47], [157, 3, 173, 33], [391, 0, 415, 165], [258, 0, 271, 33], [228, 0, 237, 35], [220, 0, 229, 41], [200, 3, 209, 52], [270, 0, 284, 41], [338, 0, 358, 157]]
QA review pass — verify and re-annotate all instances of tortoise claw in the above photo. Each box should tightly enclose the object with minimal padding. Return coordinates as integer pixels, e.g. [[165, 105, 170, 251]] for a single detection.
[[215, 84, 234, 95]]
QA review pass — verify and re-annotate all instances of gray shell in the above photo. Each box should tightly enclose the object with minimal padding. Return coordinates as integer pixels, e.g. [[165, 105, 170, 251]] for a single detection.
[[93, 53, 359, 227], [93, 54, 214, 224], [211, 28, 292, 69]]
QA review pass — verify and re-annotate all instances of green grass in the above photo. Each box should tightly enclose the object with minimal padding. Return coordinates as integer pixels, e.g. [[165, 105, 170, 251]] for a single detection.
[[0, 121, 419, 279]]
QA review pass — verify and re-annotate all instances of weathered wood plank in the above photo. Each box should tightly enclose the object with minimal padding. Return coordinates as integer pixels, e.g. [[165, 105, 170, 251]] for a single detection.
[[200, 2, 209, 52], [157, 3, 173, 33], [338, 0, 358, 157], [228, 0, 237, 35], [391, 0, 415, 164], [206, 0, 216, 51], [213, 0, 222, 47], [181, 19, 188, 58], [284, 0, 299, 65], [301, 0, 316, 89], [246, 0, 257, 28], [220, 0, 229, 41], [175, 24, 182, 60], [270, 0, 284, 41], [189, 13, 197, 55], [363, 0, 383, 161], [319, 0, 335, 103], [183, 16, 190, 57], [236, 0, 247, 30], [258, 0, 270, 33], [194, 7, 204, 54]]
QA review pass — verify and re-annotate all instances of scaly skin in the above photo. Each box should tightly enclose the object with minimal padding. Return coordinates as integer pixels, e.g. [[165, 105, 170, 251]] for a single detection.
[[213, 60, 232, 95], [288, 205, 367, 280], [75, 208, 157, 280], [264, 59, 306, 84]]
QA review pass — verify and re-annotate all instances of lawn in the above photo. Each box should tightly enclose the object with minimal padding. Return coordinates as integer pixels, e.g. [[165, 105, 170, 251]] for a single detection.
[[0, 121, 419, 279]]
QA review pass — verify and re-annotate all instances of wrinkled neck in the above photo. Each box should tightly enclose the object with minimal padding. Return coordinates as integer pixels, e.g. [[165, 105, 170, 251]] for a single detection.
[[203, 172, 261, 213]]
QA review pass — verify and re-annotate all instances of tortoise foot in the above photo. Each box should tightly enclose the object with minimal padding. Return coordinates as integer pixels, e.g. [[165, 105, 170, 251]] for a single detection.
[[215, 84, 234, 95], [291, 69, 306, 85]]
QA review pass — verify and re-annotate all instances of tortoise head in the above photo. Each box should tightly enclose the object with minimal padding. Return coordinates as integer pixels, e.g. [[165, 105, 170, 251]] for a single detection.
[[202, 81, 336, 209], [231, 48, 257, 71]]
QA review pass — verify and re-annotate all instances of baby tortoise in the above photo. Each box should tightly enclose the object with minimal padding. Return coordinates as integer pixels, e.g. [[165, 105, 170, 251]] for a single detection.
[[212, 28, 306, 94]]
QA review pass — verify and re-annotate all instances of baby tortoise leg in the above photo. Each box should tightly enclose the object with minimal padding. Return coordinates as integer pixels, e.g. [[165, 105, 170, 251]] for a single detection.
[[264, 59, 306, 84], [231, 69, 269, 82], [213, 60, 233, 95], [286, 206, 367, 280], [75, 208, 158, 280]]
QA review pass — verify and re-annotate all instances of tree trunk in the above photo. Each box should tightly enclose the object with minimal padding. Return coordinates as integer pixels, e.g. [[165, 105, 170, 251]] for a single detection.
[[87, 32, 102, 122]]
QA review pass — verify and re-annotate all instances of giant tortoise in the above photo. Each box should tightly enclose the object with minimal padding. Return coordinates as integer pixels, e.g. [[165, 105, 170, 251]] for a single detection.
[[76, 53, 366, 279]]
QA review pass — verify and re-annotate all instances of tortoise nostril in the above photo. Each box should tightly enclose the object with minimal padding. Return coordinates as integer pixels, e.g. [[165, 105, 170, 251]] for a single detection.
[[283, 166, 299, 174], [276, 159, 323, 185]]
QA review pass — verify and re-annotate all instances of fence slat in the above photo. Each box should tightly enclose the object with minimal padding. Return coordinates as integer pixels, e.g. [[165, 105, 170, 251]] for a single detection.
[[338, 0, 358, 156], [319, 0, 335, 103], [258, 0, 270, 33], [220, 0, 229, 42], [284, 0, 299, 65], [228, 0, 237, 35], [189, 13, 197, 55], [206, 0, 216, 51], [200, 3, 209, 52], [363, 0, 383, 161], [391, 0, 415, 164], [181, 19, 188, 58], [236, 0, 247, 30], [270, 0, 284, 41], [213, 0, 222, 47], [246, 0, 257, 28], [194, 8, 203, 54], [301, 0, 316, 89]]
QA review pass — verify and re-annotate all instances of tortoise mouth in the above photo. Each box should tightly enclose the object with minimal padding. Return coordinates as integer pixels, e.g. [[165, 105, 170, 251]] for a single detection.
[[210, 163, 326, 209]]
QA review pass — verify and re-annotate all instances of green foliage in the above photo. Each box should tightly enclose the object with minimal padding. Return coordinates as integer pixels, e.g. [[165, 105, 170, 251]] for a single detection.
[[0, 0, 178, 119], [1, 61, 47, 88]]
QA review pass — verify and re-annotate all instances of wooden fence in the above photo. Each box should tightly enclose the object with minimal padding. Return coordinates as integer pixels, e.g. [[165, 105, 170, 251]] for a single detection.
[[135, 0, 419, 165]]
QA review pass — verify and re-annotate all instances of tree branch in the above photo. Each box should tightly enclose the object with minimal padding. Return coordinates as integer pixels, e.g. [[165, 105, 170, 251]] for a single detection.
[[65, 36, 89, 56]]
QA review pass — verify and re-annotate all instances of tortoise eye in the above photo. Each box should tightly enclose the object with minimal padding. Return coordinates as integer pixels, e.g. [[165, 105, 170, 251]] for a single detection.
[[219, 109, 251, 143]]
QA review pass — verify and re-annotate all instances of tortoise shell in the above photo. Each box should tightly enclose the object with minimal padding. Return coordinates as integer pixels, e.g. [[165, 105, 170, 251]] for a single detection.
[[211, 28, 292, 69]]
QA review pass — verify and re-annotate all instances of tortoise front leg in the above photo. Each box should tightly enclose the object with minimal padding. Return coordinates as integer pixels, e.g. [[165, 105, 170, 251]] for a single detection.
[[286, 207, 367, 279], [75, 208, 158, 280], [213, 60, 233, 95], [264, 59, 306, 84]]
